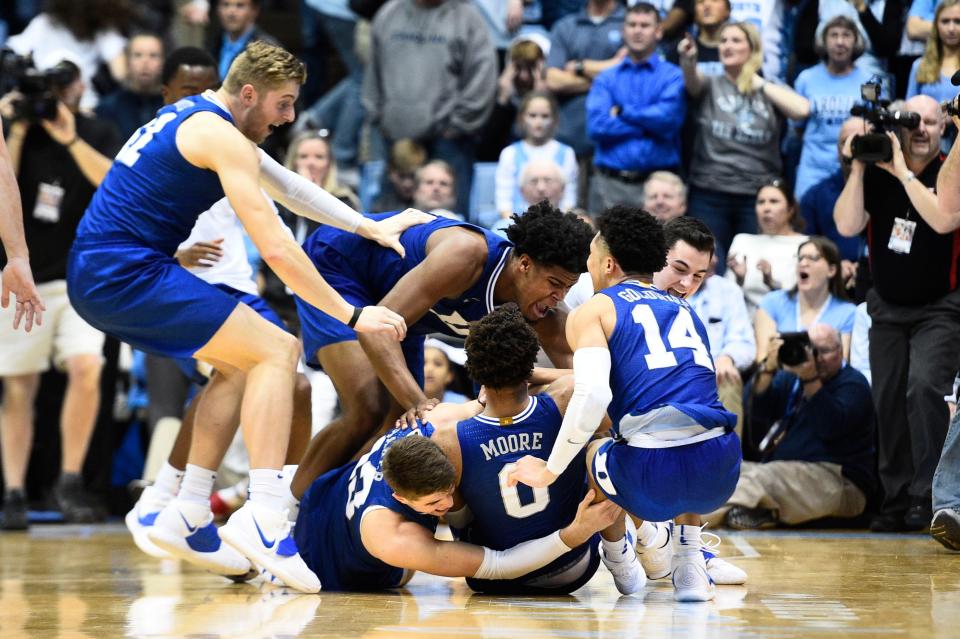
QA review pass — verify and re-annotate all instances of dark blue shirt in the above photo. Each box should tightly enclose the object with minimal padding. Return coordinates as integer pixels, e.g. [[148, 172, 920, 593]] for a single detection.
[[751, 365, 876, 495], [798, 170, 863, 262], [95, 88, 163, 141], [586, 54, 685, 172]]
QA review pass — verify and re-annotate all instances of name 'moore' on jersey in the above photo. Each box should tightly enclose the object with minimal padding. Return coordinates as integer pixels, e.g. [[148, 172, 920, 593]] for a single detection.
[[302, 211, 513, 338], [601, 280, 736, 440], [454, 394, 589, 586], [295, 424, 438, 591], [76, 93, 233, 256]]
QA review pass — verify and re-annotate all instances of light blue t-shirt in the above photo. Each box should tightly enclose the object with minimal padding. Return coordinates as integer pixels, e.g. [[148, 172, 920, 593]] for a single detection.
[[759, 289, 856, 335], [908, 0, 936, 21], [906, 57, 956, 104], [794, 64, 873, 199]]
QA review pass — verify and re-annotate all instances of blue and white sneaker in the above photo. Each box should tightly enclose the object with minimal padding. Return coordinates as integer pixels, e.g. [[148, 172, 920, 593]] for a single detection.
[[701, 531, 747, 585], [219, 501, 320, 593], [672, 551, 715, 602], [147, 499, 252, 576], [125, 485, 174, 559], [601, 517, 646, 596]]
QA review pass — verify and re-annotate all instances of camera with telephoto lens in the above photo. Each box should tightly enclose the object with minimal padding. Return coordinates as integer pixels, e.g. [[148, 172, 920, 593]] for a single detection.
[[849, 80, 921, 163], [0, 49, 77, 122], [778, 332, 811, 367]]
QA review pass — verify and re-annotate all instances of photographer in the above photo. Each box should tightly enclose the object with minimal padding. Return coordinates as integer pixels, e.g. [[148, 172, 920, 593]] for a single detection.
[[707, 324, 876, 529], [834, 94, 960, 532], [0, 57, 121, 530]]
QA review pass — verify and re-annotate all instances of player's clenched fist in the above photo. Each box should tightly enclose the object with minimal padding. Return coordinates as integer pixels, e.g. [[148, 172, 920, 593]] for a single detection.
[[507, 454, 558, 488], [353, 305, 408, 340]]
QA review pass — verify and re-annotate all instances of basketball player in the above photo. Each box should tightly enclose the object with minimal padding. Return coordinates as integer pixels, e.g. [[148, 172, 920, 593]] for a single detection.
[[509, 207, 742, 602], [292, 416, 619, 591], [67, 41, 425, 593], [290, 202, 594, 499], [433, 304, 616, 594], [123, 47, 309, 574]]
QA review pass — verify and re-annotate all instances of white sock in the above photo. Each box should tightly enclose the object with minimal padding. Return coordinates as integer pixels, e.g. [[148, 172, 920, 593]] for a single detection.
[[674, 524, 702, 557], [636, 521, 660, 547], [248, 468, 288, 513], [178, 464, 216, 505], [280, 465, 300, 521], [152, 462, 184, 500], [601, 534, 632, 563]]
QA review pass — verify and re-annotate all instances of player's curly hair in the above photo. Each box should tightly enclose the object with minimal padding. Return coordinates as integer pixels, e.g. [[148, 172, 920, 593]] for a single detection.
[[506, 200, 593, 274], [595, 206, 667, 275], [465, 305, 540, 390], [382, 436, 456, 499]]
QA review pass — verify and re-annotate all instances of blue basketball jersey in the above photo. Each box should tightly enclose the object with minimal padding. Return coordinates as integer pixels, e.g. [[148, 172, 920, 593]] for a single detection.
[[454, 394, 590, 588], [302, 211, 513, 338], [76, 93, 233, 256], [600, 280, 735, 435], [295, 424, 438, 591]]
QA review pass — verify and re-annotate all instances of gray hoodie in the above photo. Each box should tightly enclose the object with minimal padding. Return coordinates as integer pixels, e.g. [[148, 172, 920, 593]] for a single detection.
[[362, 0, 498, 140]]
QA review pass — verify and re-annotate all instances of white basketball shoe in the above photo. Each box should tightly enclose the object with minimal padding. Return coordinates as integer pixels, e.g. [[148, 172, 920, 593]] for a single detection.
[[701, 530, 748, 585], [601, 517, 647, 595], [147, 499, 252, 576], [219, 500, 320, 594], [672, 550, 716, 602], [125, 484, 174, 559], [636, 521, 673, 580]]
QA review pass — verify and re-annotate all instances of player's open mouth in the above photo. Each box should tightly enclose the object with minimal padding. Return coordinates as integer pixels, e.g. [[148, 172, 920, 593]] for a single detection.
[[668, 287, 685, 298], [532, 302, 550, 319]]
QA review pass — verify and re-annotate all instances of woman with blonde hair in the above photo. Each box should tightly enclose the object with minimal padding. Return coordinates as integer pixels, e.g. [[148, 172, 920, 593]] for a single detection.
[[907, 0, 960, 150], [678, 21, 809, 274], [284, 130, 361, 229]]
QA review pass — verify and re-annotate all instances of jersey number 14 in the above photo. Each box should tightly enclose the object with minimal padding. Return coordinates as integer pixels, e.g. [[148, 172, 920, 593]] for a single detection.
[[632, 305, 714, 372]]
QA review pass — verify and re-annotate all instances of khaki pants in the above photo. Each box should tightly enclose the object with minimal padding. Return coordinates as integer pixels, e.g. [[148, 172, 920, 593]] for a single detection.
[[705, 460, 867, 525], [717, 375, 744, 439]]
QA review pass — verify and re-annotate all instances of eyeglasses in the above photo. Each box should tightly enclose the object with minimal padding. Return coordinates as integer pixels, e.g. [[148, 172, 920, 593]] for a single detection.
[[797, 254, 824, 263]]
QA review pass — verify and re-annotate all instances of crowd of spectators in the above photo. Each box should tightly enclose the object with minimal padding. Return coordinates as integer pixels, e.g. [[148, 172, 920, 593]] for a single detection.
[[1, 0, 959, 548]]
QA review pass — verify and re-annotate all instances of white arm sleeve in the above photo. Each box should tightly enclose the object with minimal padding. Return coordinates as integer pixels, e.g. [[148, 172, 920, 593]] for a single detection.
[[545, 347, 613, 476], [258, 149, 363, 233], [472, 531, 571, 580]]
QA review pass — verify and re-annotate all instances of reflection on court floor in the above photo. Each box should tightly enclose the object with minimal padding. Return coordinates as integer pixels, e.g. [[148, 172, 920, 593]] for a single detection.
[[0, 524, 956, 638]]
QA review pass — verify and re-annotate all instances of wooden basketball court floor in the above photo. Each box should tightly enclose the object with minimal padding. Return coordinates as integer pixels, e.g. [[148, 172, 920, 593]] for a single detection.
[[0, 524, 957, 638]]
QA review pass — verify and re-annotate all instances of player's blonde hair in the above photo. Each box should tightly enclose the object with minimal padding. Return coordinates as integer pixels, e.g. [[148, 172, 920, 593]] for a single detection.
[[222, 40, 306, 94]]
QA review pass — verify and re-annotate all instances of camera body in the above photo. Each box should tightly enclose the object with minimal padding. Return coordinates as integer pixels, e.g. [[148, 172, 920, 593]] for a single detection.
[[849, 81, 920, 163], [778, 331, 811, 367], [0, 49, 76, 122]]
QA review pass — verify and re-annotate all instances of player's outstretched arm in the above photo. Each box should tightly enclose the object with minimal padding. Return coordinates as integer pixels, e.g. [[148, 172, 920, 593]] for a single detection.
[[258, 149, 433, 255], [509, 296, 615, 488], [178, 115, 406, 338], [361, 490, 620, 579]]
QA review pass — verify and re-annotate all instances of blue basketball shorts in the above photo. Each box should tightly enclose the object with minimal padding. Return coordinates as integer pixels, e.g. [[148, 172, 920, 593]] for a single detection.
[[590, 431, 742, 522], [68, 236, 240, 359]]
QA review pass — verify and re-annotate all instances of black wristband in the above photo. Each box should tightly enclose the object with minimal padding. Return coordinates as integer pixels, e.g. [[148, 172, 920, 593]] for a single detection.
[[65, 136, 79, 147], [347, 306, 362, 329]]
